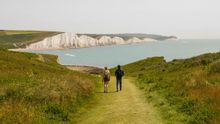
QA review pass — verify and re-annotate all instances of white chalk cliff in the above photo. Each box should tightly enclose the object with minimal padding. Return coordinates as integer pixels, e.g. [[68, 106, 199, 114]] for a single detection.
[[25, 33, 158, 50]]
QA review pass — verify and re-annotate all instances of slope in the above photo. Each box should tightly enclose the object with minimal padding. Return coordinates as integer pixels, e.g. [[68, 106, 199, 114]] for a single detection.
[[0, 49, 98, 123], [119, 53, 220, 124]]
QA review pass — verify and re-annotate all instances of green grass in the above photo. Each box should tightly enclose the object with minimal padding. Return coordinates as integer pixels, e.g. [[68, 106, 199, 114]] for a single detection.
[[0, 30, 61, 49], [0, 49, 99, 123], [113, 53, 220, 124], [0, 30, 42, 35], [73, 77, 163, 124]]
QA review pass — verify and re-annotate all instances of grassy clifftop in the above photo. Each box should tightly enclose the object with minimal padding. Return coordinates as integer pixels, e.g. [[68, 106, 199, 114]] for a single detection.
[[118, 53, 220, 124], [0, 30, 60, 49], [0, 49, 98, 123]]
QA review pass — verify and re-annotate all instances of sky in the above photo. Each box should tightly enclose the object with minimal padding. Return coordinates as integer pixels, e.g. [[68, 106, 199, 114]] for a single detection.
[[0, 0, 220, 39]]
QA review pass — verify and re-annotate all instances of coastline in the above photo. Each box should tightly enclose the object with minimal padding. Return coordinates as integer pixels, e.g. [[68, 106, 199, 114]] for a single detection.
[[8, 48, 103, 74], [66, 65, 103, 74], [9, 40, 157, 52], [8, 37, 177, 52]]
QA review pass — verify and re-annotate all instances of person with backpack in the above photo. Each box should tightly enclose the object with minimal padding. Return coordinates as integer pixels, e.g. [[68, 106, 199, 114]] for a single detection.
[[115, 65, 124, 91], [102, 67, 111, 93]]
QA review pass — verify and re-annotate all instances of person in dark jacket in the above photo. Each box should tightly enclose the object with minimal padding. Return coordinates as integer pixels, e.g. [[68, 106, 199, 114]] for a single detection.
[[115, 65, 124, 91]]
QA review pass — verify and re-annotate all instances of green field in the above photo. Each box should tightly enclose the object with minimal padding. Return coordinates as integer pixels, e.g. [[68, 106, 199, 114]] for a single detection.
[[0, 30, 60, 49], [0, 49, 99, 123], [112, 53, 220, 124]]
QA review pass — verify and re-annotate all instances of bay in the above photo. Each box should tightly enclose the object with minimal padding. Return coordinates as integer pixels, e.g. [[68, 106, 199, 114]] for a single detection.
[[30, 39, 220, 67]]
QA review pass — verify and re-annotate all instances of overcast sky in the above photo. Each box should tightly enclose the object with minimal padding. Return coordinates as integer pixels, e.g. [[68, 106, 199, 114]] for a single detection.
[[0, 0, 220, 38]]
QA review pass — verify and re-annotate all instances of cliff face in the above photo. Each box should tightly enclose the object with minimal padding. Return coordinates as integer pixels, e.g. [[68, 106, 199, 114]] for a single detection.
[[25, 33, 176, 50]]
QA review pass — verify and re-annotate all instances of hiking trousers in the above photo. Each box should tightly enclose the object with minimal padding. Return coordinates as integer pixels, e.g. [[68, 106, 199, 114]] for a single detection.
[[116, 78, 122, 91]]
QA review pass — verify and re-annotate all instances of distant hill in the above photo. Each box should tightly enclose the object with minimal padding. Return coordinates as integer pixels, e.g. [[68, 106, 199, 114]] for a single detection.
[[25, 32, 177, 50], [0, 30, 60, 49], [0, 30, 177, 50]]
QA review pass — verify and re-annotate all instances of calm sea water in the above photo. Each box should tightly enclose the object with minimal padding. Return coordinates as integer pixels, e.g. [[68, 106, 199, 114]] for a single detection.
[[30, 39, 220, 67]]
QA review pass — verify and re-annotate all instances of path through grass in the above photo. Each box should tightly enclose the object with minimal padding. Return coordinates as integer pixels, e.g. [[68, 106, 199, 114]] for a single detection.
[[74, 77, 163, 124]]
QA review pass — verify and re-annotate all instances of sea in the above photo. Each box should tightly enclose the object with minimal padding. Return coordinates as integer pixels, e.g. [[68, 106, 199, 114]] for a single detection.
[[29, 39, 220, 68]]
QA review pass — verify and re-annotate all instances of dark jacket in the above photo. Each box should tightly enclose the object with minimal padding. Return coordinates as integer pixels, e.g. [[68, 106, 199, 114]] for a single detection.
[[115, 69, 124, 79]]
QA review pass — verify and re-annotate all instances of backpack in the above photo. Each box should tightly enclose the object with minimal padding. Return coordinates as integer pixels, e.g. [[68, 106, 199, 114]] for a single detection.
[[103, 70, 110, 81], [117, 70, 124, 78]]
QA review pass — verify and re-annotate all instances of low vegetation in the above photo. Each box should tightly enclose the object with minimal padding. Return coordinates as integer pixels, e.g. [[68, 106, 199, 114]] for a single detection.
[[0, 30, 60, 49], [1, 29, 219, 124], [0, 49, 98, 123], [114, 53, 220, 124]]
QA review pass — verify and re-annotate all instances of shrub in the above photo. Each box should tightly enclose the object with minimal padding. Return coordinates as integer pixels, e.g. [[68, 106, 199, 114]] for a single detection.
[[178, 99, 197, 115], [187, 105, 214, 124], [45, 103, 69, 121], [208, 60, 220, 73]]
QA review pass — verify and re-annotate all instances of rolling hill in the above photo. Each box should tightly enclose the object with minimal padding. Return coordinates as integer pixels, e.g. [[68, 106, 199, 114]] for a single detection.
[[112, 53, 220, 123], [0, 49, 99, 123]]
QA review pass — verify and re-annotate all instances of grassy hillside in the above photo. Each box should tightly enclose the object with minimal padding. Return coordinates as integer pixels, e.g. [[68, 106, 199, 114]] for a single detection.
[[0, 49, 98, 123], [0, 30, 60, 49], [113, 53, 220, 124]]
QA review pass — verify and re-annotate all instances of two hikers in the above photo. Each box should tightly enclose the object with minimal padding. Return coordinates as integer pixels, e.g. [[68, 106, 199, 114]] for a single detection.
[[102, 65, 124, 93]]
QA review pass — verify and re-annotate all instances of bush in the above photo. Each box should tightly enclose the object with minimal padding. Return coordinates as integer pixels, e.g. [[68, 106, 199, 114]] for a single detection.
[[208, 60, 220, 73], [187, 105, 214, 124], [45, 103, 69, 121], [178, 99, 197, 115]]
